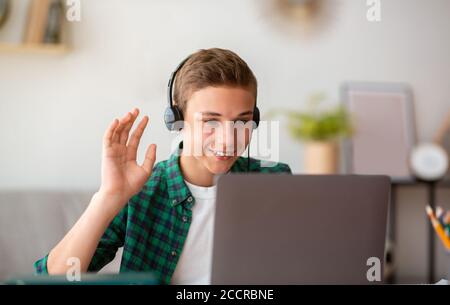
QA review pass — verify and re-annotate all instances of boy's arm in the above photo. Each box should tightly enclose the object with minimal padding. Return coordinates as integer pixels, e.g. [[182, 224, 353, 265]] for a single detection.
[[87, 204, 128, 272], [35, 108, 156, 275], [35, 192, 127, 274]]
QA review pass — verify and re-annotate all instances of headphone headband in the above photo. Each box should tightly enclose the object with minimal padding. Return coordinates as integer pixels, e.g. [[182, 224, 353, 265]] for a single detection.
[[167, 56, 191, 108]]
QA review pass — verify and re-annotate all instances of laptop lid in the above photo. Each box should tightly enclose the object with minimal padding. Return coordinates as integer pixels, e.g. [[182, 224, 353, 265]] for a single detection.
[[211, 174, 390, 284]]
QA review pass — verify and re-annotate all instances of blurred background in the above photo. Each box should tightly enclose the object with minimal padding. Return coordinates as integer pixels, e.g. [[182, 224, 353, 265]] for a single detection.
[[0, 0, 449, 284]]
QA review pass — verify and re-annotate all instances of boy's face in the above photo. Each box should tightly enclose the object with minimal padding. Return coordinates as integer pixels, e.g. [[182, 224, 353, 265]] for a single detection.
[[183, 86, 256, 174]]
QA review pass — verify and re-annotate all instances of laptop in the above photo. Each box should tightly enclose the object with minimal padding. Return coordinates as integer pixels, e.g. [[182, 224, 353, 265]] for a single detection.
[[211, 174, 390, 284]]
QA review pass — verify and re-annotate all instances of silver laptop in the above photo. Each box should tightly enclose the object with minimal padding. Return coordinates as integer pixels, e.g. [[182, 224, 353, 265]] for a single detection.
[[211, 174, 390, 284]]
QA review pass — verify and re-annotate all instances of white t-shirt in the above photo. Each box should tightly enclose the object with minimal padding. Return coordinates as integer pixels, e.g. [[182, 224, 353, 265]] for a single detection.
[[170, 180, 217, 285]]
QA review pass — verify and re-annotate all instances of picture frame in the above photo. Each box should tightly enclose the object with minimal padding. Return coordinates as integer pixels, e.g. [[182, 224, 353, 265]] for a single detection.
[[340, 82, 417, 181]]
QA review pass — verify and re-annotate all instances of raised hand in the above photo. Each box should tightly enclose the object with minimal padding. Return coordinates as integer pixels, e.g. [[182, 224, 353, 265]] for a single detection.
[[99, 108, 157, 208]]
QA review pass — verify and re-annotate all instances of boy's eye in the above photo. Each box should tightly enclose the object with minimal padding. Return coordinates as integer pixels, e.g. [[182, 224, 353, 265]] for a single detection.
[[202, 120, 221, 130], [202, 119, 250, 126], [202, 119, 220, 127]]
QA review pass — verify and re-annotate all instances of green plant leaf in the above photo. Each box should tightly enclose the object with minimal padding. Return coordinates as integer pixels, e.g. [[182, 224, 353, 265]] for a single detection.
[[269, 94, 353, 142]]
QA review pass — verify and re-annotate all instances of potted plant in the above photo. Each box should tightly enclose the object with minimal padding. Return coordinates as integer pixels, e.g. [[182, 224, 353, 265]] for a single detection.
[[270, 93, 353, 174]]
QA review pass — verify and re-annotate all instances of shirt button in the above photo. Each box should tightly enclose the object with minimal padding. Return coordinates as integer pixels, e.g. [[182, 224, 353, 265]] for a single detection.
[[171, 250, 177, 257], [182, 216, 188, 222], [172, 199, 177, 204], [187, 196, 193, 203]]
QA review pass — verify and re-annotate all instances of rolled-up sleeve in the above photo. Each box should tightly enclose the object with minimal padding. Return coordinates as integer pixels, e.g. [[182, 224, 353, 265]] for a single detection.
[[34, 253, 49, 274]]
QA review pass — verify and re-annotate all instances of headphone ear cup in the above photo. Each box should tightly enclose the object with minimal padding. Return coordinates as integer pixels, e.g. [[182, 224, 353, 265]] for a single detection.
[[164, 106, 184, 131], [253, 107, 260, 128]]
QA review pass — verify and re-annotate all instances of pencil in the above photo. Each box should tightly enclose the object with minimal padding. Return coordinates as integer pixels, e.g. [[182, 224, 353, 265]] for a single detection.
[[436, 206, 444, 221], [445, 211, 450, 237], [436, 206, 443, 218], [444, 211, 450, 225], [426, 206, 450, 250]]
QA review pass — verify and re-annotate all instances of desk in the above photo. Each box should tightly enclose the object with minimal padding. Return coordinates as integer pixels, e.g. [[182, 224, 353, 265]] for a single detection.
[[389, 177, 450, 284]]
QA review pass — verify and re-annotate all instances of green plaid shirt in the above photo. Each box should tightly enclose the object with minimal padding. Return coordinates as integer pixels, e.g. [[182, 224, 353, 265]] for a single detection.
[[34, 149, 291, 284]]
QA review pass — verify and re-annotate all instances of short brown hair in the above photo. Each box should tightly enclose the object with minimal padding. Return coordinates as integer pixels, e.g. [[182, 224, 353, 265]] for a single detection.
[[173, 48, 258, 114]]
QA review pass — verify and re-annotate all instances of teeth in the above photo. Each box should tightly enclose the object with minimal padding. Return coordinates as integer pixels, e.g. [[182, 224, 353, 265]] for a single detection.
[[208, 148, 233, 157]]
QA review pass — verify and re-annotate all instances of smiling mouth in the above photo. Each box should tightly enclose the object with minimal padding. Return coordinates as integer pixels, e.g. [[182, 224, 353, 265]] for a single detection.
[[206, 147, 236, 157]]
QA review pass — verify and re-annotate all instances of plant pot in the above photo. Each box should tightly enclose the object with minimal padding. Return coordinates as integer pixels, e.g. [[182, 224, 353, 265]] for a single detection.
[[304, 140, 339, 174]]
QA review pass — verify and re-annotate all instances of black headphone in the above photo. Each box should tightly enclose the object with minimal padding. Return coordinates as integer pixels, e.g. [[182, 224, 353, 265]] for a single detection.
[[164, 55, 260, 131]]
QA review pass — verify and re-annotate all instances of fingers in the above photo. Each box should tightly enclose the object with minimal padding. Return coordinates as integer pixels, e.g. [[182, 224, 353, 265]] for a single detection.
[[142, 144, 157, 174], [127, 116, 149, 161], [112, 112, 132, 143], [103, 118, 119, 148], [120, 108, 139, 145]]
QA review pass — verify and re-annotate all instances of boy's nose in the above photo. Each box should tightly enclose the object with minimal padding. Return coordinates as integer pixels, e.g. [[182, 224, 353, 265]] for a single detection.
[[214, 121, 236, 152]]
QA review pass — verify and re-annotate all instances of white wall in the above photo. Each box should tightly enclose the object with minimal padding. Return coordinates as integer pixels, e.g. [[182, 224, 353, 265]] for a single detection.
[[0, 0, 449, 283]]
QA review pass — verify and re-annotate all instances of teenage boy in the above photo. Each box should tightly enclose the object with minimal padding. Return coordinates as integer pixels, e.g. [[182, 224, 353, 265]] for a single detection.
[[35, 48, 291, 284]]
